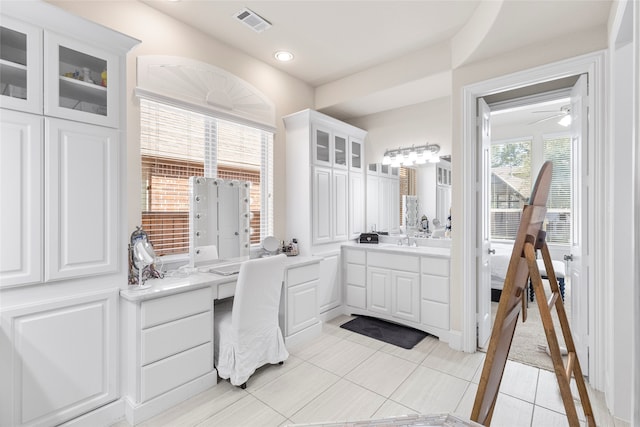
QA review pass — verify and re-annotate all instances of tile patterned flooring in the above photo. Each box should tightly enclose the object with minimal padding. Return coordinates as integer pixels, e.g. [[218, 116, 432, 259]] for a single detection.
[[116, 315, 628, 427]]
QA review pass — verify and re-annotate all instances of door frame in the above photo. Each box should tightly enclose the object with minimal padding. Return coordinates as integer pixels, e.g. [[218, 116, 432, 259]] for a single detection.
[[460, 50, 607, 389]]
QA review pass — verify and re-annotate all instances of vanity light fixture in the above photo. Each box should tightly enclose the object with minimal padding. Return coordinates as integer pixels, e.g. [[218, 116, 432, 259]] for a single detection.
[[382, 143, 440, 167], [274, 51, 294, 62]]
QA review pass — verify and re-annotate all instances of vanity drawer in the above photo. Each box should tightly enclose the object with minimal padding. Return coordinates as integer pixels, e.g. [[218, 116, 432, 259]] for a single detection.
[[141, 311, 212, 365], [368, 252, 419, 272], [421, 275, 449, 304], [421, 257, 450, 277], [421, 300, 450, 330], [346, 263, 366, 286], [344, 248, 366, 264], [141, 342, 212, 402], [141, 287, 212, 329], [287, 263, 319, 287], [217, 282, 236, 299]]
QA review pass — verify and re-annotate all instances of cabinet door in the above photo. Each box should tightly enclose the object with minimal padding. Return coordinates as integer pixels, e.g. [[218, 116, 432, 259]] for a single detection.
[[318, 253, 341, 313], [0, 16, 42, 114], [366, 175, 379, 232], [0, 110, 42, 286], [312, 166, 332, 244], [45, 118, 119, 280], [367, 266, 391, 315], [349, 172, 365, 239], [391, 270, 420, 323], [377, 178, 390, 232], [44, 32, 119, 128], [0, 290, 117, 427], [312, 124, 332, 166], [333, 132, 347, 169], [389, 177, 400, 232], [349, 138, 363, 170], [436, 185, 451, 224], [287, 279, 320, 335], [333, 169, 349, 241]]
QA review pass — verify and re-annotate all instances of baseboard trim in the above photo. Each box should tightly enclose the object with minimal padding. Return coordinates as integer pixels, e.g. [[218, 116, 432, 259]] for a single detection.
[[285, 321, 323, 349], [124, 372, 217, 425], [60, 399, 124, 427]]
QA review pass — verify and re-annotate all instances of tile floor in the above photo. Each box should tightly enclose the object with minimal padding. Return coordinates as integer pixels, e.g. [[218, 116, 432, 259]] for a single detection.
[[116, 315, 627, 427]]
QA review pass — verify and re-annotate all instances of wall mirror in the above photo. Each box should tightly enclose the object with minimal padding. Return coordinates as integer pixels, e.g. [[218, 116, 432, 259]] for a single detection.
[[189, 177, 251, 267]]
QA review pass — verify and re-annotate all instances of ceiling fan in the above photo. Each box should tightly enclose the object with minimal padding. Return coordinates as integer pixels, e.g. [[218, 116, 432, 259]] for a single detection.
[[528, 104, 571, 125]]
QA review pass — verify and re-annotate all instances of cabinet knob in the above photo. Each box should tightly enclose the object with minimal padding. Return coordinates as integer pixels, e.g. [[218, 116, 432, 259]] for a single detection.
[[488, 249, 495, 255], [564, 254, 573, 261]]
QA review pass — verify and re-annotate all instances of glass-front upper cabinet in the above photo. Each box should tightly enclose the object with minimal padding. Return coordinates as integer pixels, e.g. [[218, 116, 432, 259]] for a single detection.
[[313, 125, 332, 166], [44, 32, 119, 127], [333, 133, 347, 168], [350, 138, 362, 170], [0, 16, 42, 114]]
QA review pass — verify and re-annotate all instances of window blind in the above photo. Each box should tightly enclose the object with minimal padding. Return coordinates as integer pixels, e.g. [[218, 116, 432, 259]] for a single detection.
[[139, 98, 273, 256], [489, 136, 572, 244], [490, 140, 532, 240], [543, 136, 572, 244]]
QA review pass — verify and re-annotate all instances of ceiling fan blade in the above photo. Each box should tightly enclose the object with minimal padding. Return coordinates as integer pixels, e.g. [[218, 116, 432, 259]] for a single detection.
[[528, 113, 565, 125]]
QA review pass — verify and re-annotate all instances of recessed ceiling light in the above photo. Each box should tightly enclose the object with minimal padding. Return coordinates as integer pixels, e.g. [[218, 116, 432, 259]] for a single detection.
[[274, 51, 294, 62]]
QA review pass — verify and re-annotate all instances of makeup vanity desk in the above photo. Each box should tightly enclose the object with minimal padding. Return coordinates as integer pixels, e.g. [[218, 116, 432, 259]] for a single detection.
[[119, 256, 321, 425]]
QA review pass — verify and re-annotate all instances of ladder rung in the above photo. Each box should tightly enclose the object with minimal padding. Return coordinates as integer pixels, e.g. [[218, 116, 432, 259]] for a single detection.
[[547, 291, 559, 310], [566, 352, 576, 381]]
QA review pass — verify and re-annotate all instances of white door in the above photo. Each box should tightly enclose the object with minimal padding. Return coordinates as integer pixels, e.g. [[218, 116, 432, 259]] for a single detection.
[[568, 74, 589, 374], [477, 98, 493, 348]]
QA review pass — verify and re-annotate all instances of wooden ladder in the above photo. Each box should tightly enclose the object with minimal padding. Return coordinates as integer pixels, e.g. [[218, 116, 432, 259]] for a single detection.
[[470, 161, 595, 426]]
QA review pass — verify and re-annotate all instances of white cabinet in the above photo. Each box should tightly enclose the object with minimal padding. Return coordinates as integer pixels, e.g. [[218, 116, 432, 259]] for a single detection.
[[0, 290, 118, 427], [0, 15, 42, 114], [367, 266, 392, 315], [421, 256, 450, 331], [367, 163, 400, 233], [284, 109, 367, 255], [45, 118, 119, 280], [44, 32, 120, 127], [0, 110, 42, 286], [122, 287, 214, 424], [391, 270, 420, 323], [0, 3, 138, 426], [343, 246, 451, 339], [281, 261, 321, 345], [344, 248, 366, 309], [367, 251, 420, 323], [317, 252, 341, 315]]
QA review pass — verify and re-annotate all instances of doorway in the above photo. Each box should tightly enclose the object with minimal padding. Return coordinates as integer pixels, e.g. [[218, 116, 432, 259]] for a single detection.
[[460, 51, 606, 385], [482, 91, 577, 370]]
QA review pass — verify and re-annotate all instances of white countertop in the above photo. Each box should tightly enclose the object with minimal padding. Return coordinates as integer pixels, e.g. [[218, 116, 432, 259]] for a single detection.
[[342, 241, 451, 258], [121, 255, 321, 302]]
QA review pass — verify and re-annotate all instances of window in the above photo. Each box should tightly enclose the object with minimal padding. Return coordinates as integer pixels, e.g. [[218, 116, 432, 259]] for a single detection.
[[140, 98, 273, 256], [490, 136, 572, 243]]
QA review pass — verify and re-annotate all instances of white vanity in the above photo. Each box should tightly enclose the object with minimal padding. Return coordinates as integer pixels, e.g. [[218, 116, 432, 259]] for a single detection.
[[119, 256, 321, 425], [342, 242, 451, 341]]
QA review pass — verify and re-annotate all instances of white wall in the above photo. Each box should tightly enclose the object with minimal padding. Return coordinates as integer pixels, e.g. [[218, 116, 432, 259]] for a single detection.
[[608, 0, 637, 421], [449, 27, 608, 336], [47, 0, 315, 245]]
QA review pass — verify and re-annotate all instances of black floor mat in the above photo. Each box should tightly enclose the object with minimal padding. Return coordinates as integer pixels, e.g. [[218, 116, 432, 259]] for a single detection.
[[340, 315, 429, 349]]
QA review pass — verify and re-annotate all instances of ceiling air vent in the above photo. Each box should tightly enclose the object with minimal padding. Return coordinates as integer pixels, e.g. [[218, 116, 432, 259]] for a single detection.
[[234, 8, 272, 33]]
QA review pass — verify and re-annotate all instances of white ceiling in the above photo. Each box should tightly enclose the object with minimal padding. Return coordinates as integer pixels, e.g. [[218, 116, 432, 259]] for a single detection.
[[140, 0, 611, 119]]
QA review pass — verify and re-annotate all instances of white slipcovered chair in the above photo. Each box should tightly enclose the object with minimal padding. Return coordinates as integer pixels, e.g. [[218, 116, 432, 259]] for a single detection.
[[214, 254, 288, 388]]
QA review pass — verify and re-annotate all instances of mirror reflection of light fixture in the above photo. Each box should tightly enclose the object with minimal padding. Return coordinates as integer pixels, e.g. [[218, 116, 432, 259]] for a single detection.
[[382, 143, 440, 167]]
